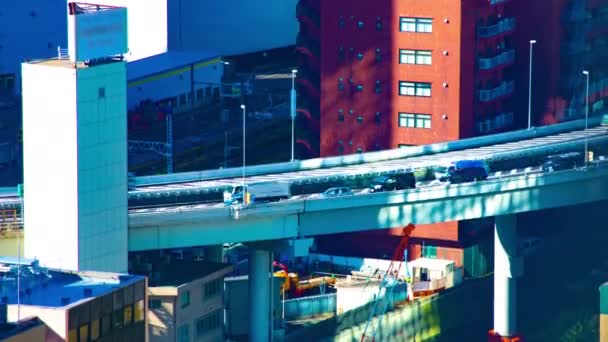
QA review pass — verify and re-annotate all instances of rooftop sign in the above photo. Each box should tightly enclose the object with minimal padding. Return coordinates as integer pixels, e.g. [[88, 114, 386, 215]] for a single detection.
[[67, 3, 128, 62]]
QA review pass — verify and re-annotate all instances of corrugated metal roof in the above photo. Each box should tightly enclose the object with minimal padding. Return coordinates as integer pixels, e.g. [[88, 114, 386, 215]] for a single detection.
[[127, 50, 220, 82]]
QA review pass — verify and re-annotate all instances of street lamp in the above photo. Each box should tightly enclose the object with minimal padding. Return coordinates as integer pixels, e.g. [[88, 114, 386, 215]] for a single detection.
[[528, 40, 537, 129], [583, 70, 590, 166], [241, 104, 247, 196], [290, 69, 298, 162]]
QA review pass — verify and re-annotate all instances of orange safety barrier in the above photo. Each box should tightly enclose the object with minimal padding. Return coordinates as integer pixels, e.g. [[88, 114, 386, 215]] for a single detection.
[[488, 329, 523, 342]]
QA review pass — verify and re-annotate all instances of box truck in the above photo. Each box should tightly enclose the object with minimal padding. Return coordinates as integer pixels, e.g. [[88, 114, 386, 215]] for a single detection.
[[223, 181, 290, 205]]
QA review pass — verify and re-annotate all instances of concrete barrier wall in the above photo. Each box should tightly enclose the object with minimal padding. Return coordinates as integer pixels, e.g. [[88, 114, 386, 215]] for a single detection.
[[136, 116, 602, 186], [283, 293, 337, 320]]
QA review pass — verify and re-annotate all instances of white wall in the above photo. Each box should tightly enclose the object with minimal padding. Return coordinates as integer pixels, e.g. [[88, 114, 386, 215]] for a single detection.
[[22, 62, 79, 270], [76, 61, 128, 272], [22, 61, 128, 273], [168, 0, 298, 55], [70, 0, 168, 62]]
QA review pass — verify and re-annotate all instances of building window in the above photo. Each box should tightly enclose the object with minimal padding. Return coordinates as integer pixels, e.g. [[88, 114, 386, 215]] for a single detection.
[[338, 78, 345, 91], [113, 308, 124, 329], [180, 290, 191, 308], [149, 299, 161, 309], [375, 80, 382, 94], [398, 81, 431, 97], [338, 109, 344, 122], [178, 324, 190, 342], [357, 148, 363, 153], [338, 47, 345, 60], [400, 17, 433, 33], [123, 304, 133, 326], [196, 310, 222, 337], [204, 279, 222, 298], [357, 20, 364, 28], [375, 48, 382, 62], [338, 145, 344, 154], [100, 314, 111, 336], [90, 320, 100, 341], [398, 113, 432, 128], [376, 17, 383, 30], [357, 115, 363, 123], [356, 52, 364, 60], [134, 300, 145, 322], [78, 323, 89, 342], [356, 84, 364, 92], [375, 112, 381, 125], [98, 87, 106, 99], [399, 49, 432, 65], [423, 245, 437, 258], [339, 16, 345, 29]]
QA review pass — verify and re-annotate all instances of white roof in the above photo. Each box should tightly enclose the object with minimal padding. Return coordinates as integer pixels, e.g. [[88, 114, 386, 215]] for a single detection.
[[408, 258, 454, 271]]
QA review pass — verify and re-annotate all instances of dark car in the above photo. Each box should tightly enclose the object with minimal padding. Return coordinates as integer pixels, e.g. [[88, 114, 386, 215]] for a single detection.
[[447, 160, 489, 184], [541, 152, 584, 172], [369, 173, 416, 192]]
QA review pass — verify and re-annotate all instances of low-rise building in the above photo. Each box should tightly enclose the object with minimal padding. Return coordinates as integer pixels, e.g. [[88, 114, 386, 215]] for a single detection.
[[0, 317, 51, 342], [0, 256, 147, 341], [129, 251, 233, 342]]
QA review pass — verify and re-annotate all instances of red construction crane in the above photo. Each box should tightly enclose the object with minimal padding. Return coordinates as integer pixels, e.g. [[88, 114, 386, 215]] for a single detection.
[[361, 223, 416, 342]]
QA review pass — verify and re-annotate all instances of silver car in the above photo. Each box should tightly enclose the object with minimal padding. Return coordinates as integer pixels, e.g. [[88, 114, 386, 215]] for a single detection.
[[319, 187, 353, 198]]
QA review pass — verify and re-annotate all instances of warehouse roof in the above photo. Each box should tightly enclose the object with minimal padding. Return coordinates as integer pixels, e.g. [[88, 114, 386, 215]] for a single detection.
[[127, 50, 221, 82]]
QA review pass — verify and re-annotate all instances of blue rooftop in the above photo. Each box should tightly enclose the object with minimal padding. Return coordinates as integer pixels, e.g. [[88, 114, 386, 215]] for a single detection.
[[127, 50, 221, 82], [0, 258, 144, 308]]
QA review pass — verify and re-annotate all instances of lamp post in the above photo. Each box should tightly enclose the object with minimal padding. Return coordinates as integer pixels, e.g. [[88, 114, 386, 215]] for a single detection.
[[290, 69, 298, 162], [241, 104, 247, 195], [528, 40, 537, 129], [583, 70, 590, 166]]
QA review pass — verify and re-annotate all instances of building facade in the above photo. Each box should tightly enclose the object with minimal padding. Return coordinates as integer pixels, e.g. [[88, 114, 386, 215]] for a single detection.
[[313, 0, 516, 156], [129, 251, 233, 342], [1, 258, 147, 342]]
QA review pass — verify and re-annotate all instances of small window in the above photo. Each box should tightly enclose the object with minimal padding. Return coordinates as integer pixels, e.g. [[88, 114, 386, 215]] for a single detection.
[[400, 17, 433, 33], [375, 112, 381, 125], [196, 88, 204, 100], [348, 109, 354, 115], [338, 109, 344, 122], [180, 290, 191, 308], [376, 17, 383, 31], [357, 148, 363, 153], [375, 80, 382, 94], [338, 46, 345, 60], [338, 145, 344, 154], [398, 113, 432, 128], [357, 115, 363, 123], [356, 84, 364, 92], [338, 78, 345, 91], [399, 50, 432, 65], [204, 279, 222, 298], [149, 299, 161, 309], [178, 324, 190, 342], [339, 16, 345, 29], [356, 52, 364, 60], [375, 49, 382, 62], [399, 81, 431, 97], [98, 87, 106, 99], [357, 20, 364, 28]]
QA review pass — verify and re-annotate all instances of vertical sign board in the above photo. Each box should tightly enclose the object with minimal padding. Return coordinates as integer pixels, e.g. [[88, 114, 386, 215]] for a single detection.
[[68, 7, 128, 62]]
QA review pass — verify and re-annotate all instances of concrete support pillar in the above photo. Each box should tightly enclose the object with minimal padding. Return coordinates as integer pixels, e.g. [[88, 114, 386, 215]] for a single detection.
[[249, 248, 272, 342], [204, 245, 223, 263], [489, 214, 523, 342]]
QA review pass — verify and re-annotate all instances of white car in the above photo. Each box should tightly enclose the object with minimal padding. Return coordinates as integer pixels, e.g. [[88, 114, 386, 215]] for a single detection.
[[319, 187, 353, 198]]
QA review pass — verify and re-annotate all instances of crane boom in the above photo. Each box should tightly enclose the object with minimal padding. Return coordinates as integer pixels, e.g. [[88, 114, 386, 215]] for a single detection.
[[361, 224, 415, 342]]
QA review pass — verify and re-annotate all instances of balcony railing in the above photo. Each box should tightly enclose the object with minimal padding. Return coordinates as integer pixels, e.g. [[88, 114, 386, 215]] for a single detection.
[[478, 81, 514, 102], [479, 49, 515, 70], [478, 18, 516, 38]]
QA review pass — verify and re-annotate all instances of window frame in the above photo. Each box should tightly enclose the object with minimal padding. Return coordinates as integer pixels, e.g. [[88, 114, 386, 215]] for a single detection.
[[398, 81, 432, 97], [180, 290, 191, 308], [398, 113, 432, 128], [399, 49, 433, 65], [399, 17, 433, 33]]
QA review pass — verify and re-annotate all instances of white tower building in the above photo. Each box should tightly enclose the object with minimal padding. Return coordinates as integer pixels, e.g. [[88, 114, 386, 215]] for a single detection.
[[22, 3, 129, 272]]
